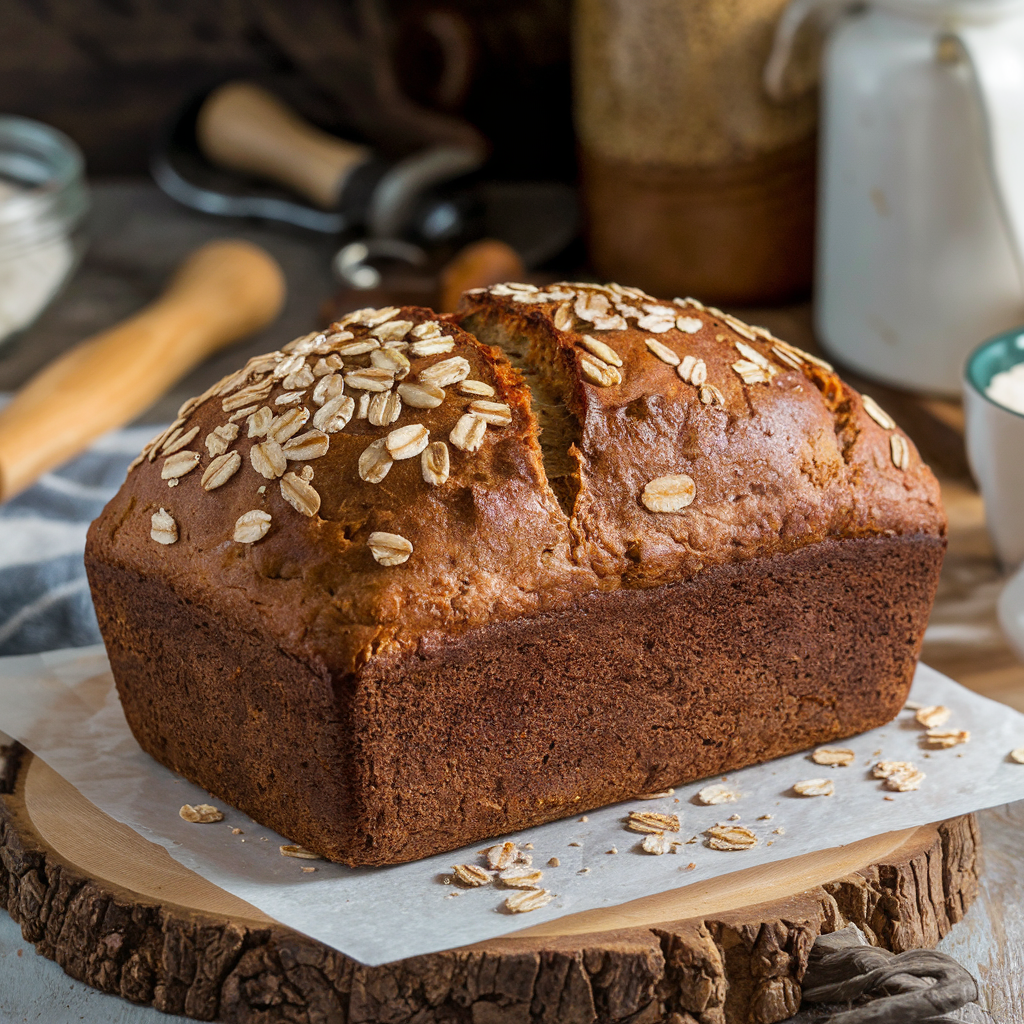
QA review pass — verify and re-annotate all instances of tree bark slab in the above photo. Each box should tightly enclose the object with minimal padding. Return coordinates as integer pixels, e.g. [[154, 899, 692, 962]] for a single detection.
[[0, 745, 980, 1024]]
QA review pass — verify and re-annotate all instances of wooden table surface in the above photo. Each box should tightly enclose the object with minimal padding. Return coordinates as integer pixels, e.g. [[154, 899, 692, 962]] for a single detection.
[[1, 181, 1022, 1022]]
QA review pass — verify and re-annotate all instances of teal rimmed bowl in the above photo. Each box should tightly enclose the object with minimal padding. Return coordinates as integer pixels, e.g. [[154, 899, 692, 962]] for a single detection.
[[964, 327, 1024, 569]]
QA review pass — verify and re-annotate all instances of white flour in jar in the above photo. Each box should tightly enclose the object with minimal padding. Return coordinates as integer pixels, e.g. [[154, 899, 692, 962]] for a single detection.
[[0, 179, 74, 344], [986, 361, 1024, 416]]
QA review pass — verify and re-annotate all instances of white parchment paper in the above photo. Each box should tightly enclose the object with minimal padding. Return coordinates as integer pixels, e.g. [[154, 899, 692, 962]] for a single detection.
[[2, 645, 1023, 966]]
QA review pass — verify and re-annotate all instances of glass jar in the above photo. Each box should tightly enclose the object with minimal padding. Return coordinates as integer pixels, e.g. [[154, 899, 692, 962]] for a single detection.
[[0, 115, 89, 349]]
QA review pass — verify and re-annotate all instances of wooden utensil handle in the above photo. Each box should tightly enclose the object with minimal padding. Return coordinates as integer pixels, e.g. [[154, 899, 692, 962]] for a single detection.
[[196, 82, 371, 210], [0, 239, 285, 502]]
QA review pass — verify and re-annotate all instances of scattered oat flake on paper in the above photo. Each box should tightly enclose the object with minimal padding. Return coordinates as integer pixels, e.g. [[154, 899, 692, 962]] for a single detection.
[[637, 789, 675, 800], [885, 768, 926, 792], [925, 728, 970, 748], [452, 864, 492, 887], [179, 803, 223, 824], [499, 868, 544, 889], [915, 705, 952, 729], [705, 825, 758, 851], [641, 834, 676, 855], [793, 778, 835, 797], [1011, 748, 1024, 764], [505, 889, 555, 913], [811, 747, 856, 766], [873, 760, 918, 779], [627, 811, 681, 834], [485, 842, 519, 871], [280, 844, 322, 860], [696, 783, 739, 805], [548, 857, 560, 867], [904, 700, 924, 711]]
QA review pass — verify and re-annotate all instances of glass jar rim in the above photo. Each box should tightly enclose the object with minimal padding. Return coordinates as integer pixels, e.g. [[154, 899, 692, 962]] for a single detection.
[[0, 115, 88, 233]]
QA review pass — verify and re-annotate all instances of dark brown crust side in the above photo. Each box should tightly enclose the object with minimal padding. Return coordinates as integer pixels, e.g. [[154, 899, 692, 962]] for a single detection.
[[89, 533, 942, 867]]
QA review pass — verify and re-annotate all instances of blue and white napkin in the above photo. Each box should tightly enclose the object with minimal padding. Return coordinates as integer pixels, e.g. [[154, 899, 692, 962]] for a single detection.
[[0, 407, 162, 656]]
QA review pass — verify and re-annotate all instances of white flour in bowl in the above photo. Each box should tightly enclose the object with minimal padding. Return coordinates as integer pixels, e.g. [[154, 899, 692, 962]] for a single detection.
[[986, 361, 1024, 416], [0, 179, 74, 344]]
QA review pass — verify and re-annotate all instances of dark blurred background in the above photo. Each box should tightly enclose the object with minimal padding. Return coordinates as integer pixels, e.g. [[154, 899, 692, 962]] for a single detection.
[[0, 0, 575, 180]]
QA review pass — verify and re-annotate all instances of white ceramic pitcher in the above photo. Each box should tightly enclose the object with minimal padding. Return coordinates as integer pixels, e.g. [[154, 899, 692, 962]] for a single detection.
[[767, 0, 1024, 395]]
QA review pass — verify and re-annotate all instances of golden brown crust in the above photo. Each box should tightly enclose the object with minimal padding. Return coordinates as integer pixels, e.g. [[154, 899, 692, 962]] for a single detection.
[[88, 285, 945, 673], [458, 283, 946, 586], [87, 307, 596, 676]]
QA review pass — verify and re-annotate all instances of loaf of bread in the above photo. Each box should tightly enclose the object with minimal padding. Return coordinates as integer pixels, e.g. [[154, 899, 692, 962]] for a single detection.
[[85, 282, 946, 866]]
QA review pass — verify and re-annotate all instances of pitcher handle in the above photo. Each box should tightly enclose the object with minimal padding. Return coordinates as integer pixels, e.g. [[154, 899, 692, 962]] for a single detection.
[[764, 0, 851, 102], [957, 22, 1024, 293]]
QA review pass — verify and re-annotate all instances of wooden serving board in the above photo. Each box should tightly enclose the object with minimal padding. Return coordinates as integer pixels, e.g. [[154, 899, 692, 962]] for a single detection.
[[0, 743, 979, 1024]]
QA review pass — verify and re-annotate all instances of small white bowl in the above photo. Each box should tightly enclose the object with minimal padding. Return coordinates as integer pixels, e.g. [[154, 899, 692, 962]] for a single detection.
[[964, 328, 1024, 571], [998, 561, 1024, 662]]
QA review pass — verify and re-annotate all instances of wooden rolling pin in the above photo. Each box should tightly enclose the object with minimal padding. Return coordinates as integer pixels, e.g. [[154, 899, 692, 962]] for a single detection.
[[0, 239, 286, 503], [196, 82, 371, 210]]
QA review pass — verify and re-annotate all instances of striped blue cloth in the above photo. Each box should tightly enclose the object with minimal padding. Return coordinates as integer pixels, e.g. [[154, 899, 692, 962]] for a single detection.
[[0, 407, 165, 656]]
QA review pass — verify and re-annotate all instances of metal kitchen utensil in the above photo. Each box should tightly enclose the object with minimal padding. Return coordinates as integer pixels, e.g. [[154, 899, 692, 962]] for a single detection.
[[152, 84, 578, 271]]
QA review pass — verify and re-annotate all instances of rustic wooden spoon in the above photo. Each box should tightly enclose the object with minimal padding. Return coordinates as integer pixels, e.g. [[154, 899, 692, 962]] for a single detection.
[[0, 239, 286, 502]]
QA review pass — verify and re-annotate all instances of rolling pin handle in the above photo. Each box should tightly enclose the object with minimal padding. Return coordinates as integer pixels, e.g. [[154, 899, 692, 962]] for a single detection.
[[0, 239, 285, 503], [196, 82, 371, 210]]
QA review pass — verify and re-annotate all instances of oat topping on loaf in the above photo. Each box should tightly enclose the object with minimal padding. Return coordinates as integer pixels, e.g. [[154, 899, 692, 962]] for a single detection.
[[124, 308, 521, 567], [891, 433, 911, 470], [99, 284, 945, 676], [459, 280, 944, 586], [233, 509, 271, 543], [149, 508, 177, 545], [641, 474, 697, 513]]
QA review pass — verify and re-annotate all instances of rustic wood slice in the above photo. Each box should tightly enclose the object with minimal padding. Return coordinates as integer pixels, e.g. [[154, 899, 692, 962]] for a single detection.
[[0, 743, 980, 1024]]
